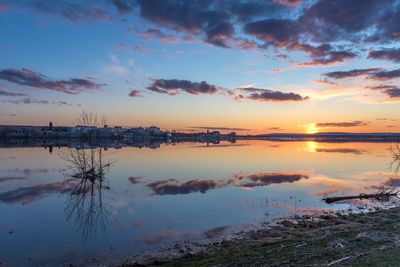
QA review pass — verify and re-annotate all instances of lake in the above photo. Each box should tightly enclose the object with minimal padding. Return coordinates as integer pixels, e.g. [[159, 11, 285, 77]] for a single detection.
[[0, 140, 398, 265]]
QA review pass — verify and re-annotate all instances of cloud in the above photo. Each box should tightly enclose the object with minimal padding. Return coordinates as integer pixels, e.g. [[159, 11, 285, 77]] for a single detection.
[[1, 97, 49, 105], [129, 90, 143, 97], [128, 176, 144, 184], [0, 89, 28, 97], [367, 68, 400, 80], [135, 0, 235, 47], [147, 178, 218, 195], [0, 2, 7, 12], [273, 0, 303, 7], [189, 126, 250, 131], [8, 0, 400, 69], [23, 0, 113, 22], [146, 79, 218, 95], [236, 87, 309, 102], [368, 85, 400, 98], [287, 43, 357, 66], [0, 112, 16, 117], [104, 64, 127, 74], [316, 121, 369, 127], [324, 68, 382, 79], [368, 48, 400, 63], [244, 18, 300, 47], [0, 68, 105, 94], [311, 80, 339, 87], [111, 0, 136, 15]]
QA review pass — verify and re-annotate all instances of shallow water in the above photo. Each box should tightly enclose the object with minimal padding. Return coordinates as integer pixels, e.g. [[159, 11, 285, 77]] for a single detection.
[[0, 140, 397, 265]]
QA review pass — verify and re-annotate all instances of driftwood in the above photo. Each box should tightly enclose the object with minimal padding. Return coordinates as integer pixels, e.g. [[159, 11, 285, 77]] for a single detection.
[[323, 182, 400, 204], [323, 192, 398, 204]]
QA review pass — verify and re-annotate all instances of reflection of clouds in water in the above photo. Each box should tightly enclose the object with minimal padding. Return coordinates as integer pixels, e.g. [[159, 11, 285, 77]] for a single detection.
[[137, 171, 310, 196], [311, 188, 340, 196], [0, 182, 71, 205], [316, 148, 367, 155], [147, 179, 219, 195], [302, 142, 368, 155], [3, 168, 49, 175], [0, 176, 29, 184]]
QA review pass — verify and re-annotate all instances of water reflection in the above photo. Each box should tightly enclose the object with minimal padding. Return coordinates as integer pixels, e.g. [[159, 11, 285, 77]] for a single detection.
[[61, 145, 114, 239], [1, 140, 399, 265], [132, 172, 309, 196]]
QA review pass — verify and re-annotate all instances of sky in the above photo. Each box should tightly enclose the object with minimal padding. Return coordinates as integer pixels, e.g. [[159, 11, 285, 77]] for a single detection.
[[0, 0, 399, 134]]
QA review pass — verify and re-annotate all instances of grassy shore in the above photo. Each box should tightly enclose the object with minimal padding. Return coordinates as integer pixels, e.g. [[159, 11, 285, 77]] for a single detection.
[[122, 207, 400, 266]]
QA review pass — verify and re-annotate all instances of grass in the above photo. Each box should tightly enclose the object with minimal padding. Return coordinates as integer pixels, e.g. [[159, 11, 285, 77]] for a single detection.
[[121, 207, 400, 266]]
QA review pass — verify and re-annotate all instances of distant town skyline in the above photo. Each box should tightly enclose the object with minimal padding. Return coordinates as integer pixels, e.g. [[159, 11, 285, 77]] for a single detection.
[[0, 0, 399, 134]]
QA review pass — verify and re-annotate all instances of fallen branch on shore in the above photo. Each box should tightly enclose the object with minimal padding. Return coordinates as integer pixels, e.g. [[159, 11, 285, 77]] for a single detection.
[[323, 183, 399, 204], [323, 192, 398, 204]]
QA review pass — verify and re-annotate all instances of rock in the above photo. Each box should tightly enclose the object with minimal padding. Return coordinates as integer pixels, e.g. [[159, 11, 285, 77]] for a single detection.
[[327, 239, 346, 248]]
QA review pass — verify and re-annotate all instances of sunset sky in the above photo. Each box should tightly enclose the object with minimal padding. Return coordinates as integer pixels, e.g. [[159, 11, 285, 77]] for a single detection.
[[0, 0, 399, 134]]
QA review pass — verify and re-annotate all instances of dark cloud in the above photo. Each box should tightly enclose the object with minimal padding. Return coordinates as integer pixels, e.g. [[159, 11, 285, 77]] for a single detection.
[[368, 85, 400, 98], [315, 148, 367, 155], [244, 18, 300, 47], [272, 0, 302, 7], [369, 3, 400, 43], [226, 1, 286, 22], [128, 176, 143, 184], [0, 182, 71, 205], [147, 178, 218, 195], [135, 0, 234, 47], [324, 68, 382, 79], [25, 0, 113, 22], [302, 0, 383, 34], [288, 43, 357, 66], [1, 97, 49, 105], [236, 87, 308, 102], [6, 0, 400, 67], [0, 112, 16, 116], [189, 126, 249, 131], [368, 48, 400, 63], [146, 79, 218, 95], [0, 68, 104, 94], [110, 0, 136, 15], [0, 89, 28, 97], [129, 90, 143, 97], [316, 121, 368, 127], [368, 68, 400, 81]]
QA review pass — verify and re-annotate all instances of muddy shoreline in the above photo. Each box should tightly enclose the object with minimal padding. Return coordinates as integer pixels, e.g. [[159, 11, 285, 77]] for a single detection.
[[115, 206, 400, 266]]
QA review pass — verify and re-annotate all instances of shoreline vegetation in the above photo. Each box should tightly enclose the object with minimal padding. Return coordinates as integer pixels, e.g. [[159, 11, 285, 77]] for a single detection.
[[117, 206, 400, 267]]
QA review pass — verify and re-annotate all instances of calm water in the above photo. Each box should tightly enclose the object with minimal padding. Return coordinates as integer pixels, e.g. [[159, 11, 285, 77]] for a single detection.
[[0, 140, 397, 265]]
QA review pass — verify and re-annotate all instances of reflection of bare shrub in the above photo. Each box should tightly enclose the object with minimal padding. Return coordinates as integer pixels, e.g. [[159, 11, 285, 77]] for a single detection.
[[61, 146, 114, 239], [391, 143, 400, 175]]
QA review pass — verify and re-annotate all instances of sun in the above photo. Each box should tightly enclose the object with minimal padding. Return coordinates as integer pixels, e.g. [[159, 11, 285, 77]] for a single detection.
[[306, 123, 318, 134]]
